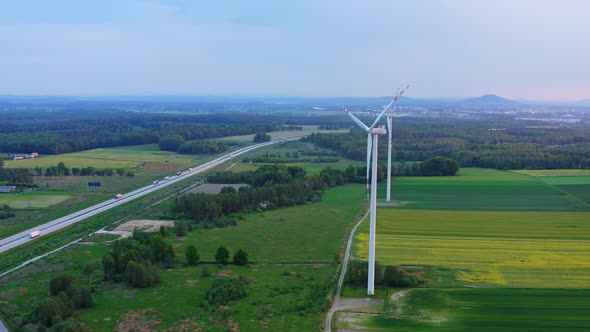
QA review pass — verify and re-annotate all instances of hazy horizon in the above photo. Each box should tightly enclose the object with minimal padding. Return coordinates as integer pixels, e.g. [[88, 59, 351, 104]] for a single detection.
[[1, 1, 589, 100]]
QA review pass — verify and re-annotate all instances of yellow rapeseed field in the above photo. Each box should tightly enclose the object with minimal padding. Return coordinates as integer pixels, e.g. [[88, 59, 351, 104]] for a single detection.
[[354, 209, 590, 288]]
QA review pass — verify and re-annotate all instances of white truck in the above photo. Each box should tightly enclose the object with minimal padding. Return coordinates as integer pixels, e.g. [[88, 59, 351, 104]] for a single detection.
[[29, 231, 41, 239]]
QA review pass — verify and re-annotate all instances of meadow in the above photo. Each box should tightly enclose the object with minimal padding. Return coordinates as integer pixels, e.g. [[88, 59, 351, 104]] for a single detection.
[[0, 192, 71, 209], [3, 144, 216, 171], [237, 140, 362, 173], [220, 125, 349, 142], [337, 288, 590, 331], [511, 169, 590, 177], [165, 184, 365, 263], [0, 184, 365, 331]]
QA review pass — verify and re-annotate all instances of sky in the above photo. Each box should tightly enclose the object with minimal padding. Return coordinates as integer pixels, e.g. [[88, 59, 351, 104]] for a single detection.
[[1, 0, 589, 100]]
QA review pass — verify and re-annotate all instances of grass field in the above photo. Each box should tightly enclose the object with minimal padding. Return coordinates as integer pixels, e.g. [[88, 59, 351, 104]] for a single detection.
[[3, 144, 212, 170], [220, 125, 348, 142], [238, 140, 362, 173], [556, 184, 590, 205], [0, 184, 364, 331], [0, 242, 336, 332], [336, 288, 590, 331], [380, 168, 589, 211], [354, 209, 590, 287], [512, 169, 590, 177], [176, 184, 365, 262], [0, 192, 71, 209], [538, 176, 590, 185]]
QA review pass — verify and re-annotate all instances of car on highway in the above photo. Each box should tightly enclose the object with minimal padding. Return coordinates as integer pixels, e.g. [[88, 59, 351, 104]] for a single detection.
[[29, 231, 41, 239]]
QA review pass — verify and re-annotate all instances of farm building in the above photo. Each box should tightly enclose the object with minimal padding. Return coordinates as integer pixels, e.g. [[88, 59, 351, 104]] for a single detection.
[[0, 186, 17, 193], [9, 152, 39, 160]]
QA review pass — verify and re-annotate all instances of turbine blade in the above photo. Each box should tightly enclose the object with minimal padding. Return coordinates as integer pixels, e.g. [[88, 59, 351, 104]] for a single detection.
[[345, 107, 370, 131], [369, 95, 396, 129], [371, 85, 411, 128]]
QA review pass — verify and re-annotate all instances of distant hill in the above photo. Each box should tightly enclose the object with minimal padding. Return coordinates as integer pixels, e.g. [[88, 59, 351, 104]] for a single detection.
[[456, 94, 520, 108]]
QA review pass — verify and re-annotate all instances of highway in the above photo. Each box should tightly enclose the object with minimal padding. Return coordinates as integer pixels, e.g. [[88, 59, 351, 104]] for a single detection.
[[0, 138, 297, 254]]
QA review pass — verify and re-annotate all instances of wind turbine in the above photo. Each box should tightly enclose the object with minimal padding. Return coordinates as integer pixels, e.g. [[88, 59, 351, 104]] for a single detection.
[[345, 97, 398, 199], [386, 85, 410, 202], [344, 97, 395, 296]]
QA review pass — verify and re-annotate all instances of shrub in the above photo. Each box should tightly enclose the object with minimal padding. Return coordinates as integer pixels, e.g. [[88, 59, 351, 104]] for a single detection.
[[203, 279, 246, 307], [233, 249, 249, 266]]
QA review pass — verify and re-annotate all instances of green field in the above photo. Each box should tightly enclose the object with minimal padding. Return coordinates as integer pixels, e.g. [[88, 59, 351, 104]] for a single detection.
[[236, 140, 362, 173], [538, 176, 590, 185], [3, 144, 210, 169], [172, 184, 364, 262], [512, 169, 590, 177], [0, 192, 72, 209], [354, 209, 590, 287], [337, 288, 590, 331], [557, 184, 590, 205], [220, 125, 348, 142], [380, 168, 589, 211]]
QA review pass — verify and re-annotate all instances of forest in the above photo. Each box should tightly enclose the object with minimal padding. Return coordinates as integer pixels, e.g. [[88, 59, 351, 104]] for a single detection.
[[304, 118, 590, 170], [171, 165, 350, 226], [2, 107, 589, 171], [0, 110, 281, 154]]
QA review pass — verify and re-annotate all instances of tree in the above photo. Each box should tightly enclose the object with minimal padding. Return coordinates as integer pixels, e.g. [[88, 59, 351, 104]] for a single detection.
[[159, 134, 186, 152], [420, 156, 460, 176], [134, 264, 150, 288], [186, 245, 200, 266], [233, 249, 249, 266], [159, 225, 168, 237], [49, 274, 73, 296], [35, 297, 63, 326], [125, 261, 138, 286], [253, 132, 271, 143], [69, 286, 94, 309], [174, 220, 188, 237], [215, 246, 230, 265], [102, 255, 115, 282], [83, 263, 95, 284]]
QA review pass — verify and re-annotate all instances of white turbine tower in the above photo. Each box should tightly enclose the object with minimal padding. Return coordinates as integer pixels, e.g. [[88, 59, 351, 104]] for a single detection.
[[345, 98, 395, 295], [386, 85, 410, 202]]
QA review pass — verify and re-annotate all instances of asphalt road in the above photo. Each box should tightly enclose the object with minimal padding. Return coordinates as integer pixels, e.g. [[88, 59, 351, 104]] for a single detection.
[[0, 138, 297, 254]]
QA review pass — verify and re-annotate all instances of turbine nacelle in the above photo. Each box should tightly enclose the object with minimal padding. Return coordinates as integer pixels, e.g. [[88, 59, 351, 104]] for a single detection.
[[371, 126, 387, 135]]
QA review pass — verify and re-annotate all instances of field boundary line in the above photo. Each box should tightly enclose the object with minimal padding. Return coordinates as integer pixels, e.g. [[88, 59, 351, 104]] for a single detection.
[[325, 207, 370, 332], [517, 171, 590, 210]]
